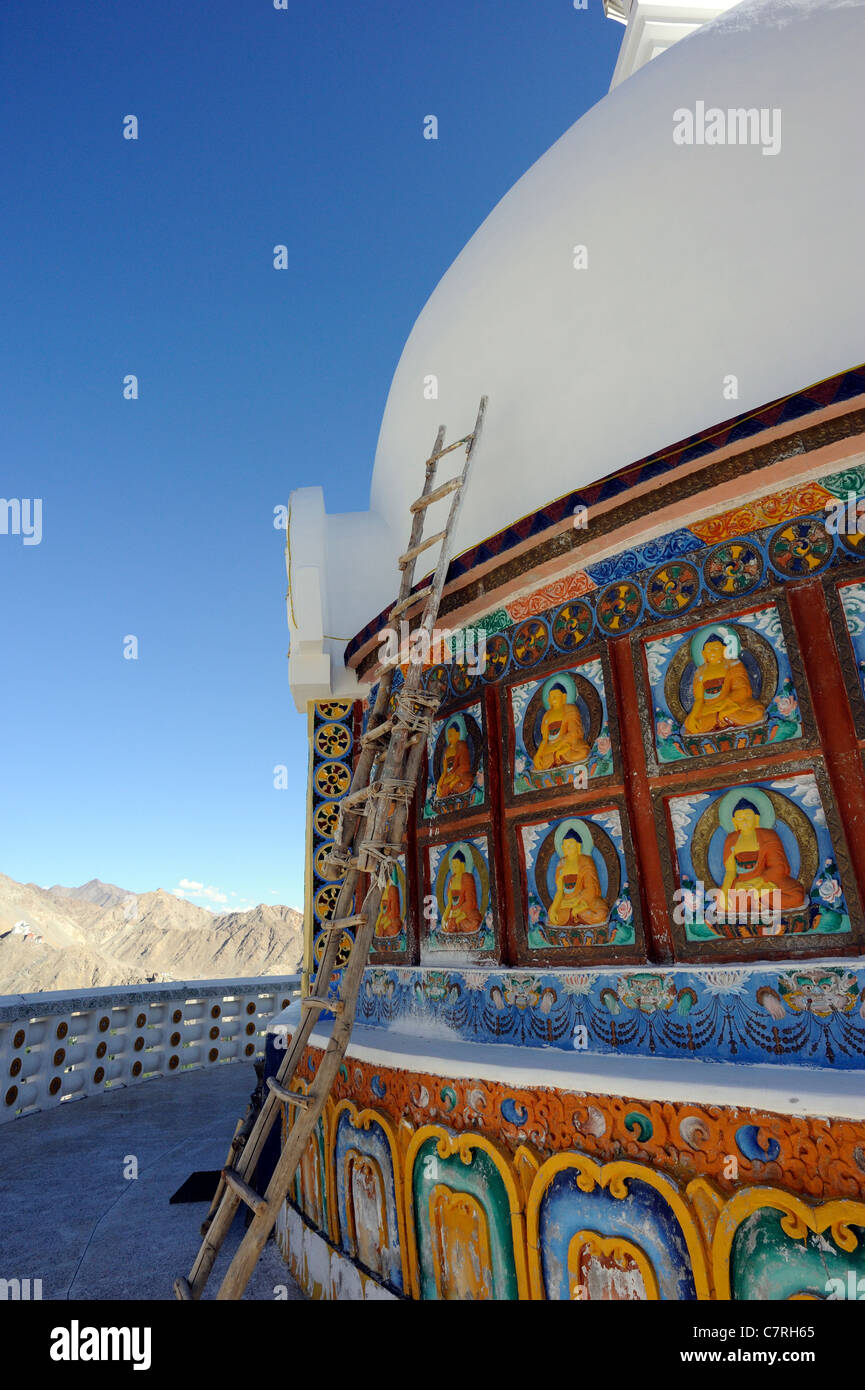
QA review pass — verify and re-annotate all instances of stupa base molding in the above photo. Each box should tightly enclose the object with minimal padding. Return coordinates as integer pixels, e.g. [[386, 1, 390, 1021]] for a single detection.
[[268, 1026, 865, 1301]]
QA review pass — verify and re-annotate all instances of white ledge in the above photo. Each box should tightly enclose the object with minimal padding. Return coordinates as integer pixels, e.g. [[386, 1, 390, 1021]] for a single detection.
[[270, 1004, 865, 1121]]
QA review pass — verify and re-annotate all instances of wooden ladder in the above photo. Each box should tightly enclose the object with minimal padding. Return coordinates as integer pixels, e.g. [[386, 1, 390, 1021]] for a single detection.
[[174, 394, 487, 1301]]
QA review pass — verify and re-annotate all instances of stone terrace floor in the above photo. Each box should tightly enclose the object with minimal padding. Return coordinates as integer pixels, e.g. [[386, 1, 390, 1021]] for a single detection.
[[0, 1062, 305, 1300]]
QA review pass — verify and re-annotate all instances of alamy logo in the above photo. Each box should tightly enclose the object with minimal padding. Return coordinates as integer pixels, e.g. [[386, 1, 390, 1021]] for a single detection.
[[378, 622, 486, 676], [825, 491, 865, 535], [673, 102, 781, 156], [0, 1277, 42, 1299], [49, 1321, 152, 1371], [673, 884, 782, 928], [0, 498, 42, 545]]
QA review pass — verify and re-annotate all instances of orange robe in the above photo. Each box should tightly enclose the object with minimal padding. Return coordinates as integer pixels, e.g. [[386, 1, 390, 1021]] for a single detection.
[[685, 659, 765, 733], [549, 853, 608, 926], [375, 882, 403, 938], [437, 739, 473, 797], [722, 827, 805, 909], [442, 872, 483, 934], [534, 704, 589, 769]]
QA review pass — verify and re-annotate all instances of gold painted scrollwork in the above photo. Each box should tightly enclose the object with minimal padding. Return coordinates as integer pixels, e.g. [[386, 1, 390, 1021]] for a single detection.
[[526, 1152, 712, 1301], [513, 1145, 542, 1208], [712, 1188, 865, 1299], [330, 1098, 409, 1291], [685, 1177, 725, 1256], [430, 1186, 494, 1300], [403, 1125, 530, 1301], [280, 1078, 333, 1235]]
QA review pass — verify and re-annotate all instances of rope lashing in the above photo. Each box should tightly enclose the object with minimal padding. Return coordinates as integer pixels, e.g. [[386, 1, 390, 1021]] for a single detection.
[[375, 776, 416, 804], [356, 840, 405, 887]]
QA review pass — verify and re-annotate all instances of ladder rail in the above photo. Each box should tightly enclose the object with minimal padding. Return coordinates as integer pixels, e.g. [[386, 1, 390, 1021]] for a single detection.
[[361, 396, 488, 887], [176, 399, 487, 1302], [210, 682, 434, 1299], [390, 424, 446, 612], [323, 423, 448, 874], [417, 393, 486, 645], [214, 721, 430, 1299]]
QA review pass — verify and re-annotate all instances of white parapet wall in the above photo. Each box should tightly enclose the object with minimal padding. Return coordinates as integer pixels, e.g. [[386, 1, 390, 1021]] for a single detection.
[[0, 975, 302, 1124]]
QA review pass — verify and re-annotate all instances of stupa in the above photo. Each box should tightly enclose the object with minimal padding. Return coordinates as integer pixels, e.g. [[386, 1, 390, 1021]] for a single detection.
[[272, 0, 865, 1300]]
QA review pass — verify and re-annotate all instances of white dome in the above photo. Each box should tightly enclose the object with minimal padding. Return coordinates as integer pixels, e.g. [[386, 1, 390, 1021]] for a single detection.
[[287, 0, 865, 705]]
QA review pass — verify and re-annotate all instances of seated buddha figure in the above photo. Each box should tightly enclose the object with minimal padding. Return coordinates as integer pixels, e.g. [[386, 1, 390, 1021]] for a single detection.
[[533, 683, 590, 770], [441, 851, 483, 934], [374, 868, 403, 938], [719, 799, 806, 915], [436, 722, 474, 798], [548, 830, 608, 926], [683, 634, 766, 735]]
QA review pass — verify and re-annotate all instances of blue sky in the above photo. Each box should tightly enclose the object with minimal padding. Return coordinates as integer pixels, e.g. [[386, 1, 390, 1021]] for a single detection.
[[0, 0, 620, 911]]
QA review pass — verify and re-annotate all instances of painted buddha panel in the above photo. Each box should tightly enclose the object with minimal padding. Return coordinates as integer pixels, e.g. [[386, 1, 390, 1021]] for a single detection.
[[683, 632, 766, 735], [375, 873, 403, 939], [441, 850, 483, 934], [549, 829, 608, 927], [720, 797, 805, 914], [436, 721, 474, 797], [534, 682, 590, 769]]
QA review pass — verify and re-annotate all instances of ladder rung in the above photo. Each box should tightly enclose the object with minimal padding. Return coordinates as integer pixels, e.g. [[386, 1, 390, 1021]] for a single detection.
[[389, 587, 431, 619], [428, 433, 472, 461], [328, 913, 368, 929], [323, 837, 351, 866], [222, 1167, 269, 1217], [342, 778, 413, 810], [341, 785, 372, 808], [409, 476, 462, 512], [266, 1076, 313, 1107], [375, 778, 415, 800], [316, 915, 366, 936], [303, 994, 345, 1015], [399, 531, 447, 568], [360, 718, 394, 744], [174, 1276, 193, 1301], [400, 688, 443, 710]]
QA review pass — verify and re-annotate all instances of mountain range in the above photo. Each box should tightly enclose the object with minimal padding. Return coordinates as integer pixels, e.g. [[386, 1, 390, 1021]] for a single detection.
[[0, 874, 304, 995]]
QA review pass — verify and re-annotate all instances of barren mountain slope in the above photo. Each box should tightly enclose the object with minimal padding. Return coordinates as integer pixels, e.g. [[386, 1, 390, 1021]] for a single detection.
[[0, 874, 303, 993], [48, 878, 133, 909], [0, 874, 98, 948]]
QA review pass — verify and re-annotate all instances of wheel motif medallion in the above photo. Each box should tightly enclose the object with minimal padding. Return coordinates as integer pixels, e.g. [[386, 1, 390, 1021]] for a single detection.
[[314, 761, 352, 798], [313, 801, 340, 838], [552, 601, 594, 650], [451, 665, 473, 694], [597, 582, 641, 634], [769, 518, 833, 576], [481, 633, 510, 682], [314, 722, 351, 758], [703, 541, 764, 597], [314, 884, 341, 922], [647, 562, 700, 615], [512, 619, 549, 666]]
